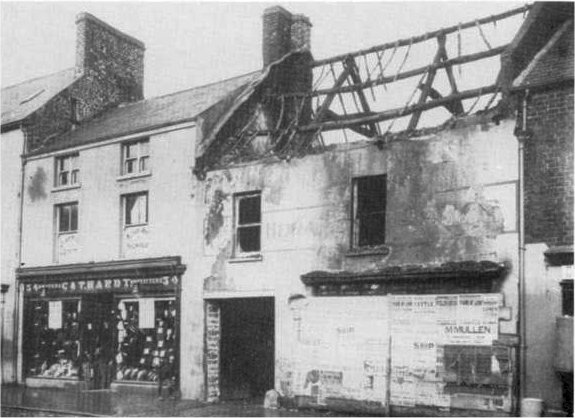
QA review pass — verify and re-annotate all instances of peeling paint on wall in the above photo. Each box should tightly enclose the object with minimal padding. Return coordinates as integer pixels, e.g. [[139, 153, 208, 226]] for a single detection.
[[27, 167, 47, 201]]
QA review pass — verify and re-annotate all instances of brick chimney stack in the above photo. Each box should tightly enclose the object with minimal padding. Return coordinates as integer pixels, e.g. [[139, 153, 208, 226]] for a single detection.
[[262, 6, 312, 67], [75, 13, 145, 104], [290, 14, 312, 52]]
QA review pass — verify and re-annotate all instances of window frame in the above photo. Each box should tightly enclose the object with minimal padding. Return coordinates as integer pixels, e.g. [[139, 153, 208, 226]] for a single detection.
[[54, 154, 80, 188], [351, 174, 387, 249], [123, 191, 149, 228], [233, 191, 262, 257], [121, 139, 150, 176], [56, 202, 79, 235]]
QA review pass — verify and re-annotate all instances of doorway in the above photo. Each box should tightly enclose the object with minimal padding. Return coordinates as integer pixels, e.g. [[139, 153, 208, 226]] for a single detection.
[[219, 297, 274, 400]]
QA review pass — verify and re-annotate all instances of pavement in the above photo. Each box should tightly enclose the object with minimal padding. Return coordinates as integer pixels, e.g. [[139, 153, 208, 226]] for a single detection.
[[1, 385, 344, 417]]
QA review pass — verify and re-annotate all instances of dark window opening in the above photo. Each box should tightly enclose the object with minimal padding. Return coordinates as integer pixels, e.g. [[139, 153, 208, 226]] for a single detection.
[[353, 175, 386, 247], [235, 193, 261, 254], [57, 203, 78, 233]]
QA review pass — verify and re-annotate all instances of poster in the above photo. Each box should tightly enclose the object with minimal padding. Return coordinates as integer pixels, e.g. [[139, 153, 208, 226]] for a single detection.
[[48, 301, 62, 329], [291, 297, 390, 405], [139, 298, 155, 329]]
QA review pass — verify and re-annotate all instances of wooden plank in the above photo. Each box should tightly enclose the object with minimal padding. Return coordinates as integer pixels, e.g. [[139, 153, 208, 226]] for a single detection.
[[281, 45, 507, 98], [312, 4, 530, 67], [344, 57, 378, 135], [299, 84, 498, 133], [323, 109, 375, 138], [407, 35, 445, 131], [315, 65, 351, 122], [425, 87, 464, 115]]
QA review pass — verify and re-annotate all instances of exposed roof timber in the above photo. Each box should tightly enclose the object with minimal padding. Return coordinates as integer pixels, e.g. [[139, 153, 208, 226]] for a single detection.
[[278, 45, 507, 98], [313, 4, 531, 68], [344, 56, 379, 135], [299, 84, 498, 133]]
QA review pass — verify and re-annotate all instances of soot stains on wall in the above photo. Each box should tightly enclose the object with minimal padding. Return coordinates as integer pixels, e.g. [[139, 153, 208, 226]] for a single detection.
[[27, 167, 47, 201]]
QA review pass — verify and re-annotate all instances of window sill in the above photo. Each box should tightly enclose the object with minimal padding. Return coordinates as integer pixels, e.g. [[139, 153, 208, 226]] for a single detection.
[[228, 254, 263, 264], [58, 231, 78, 236], [117, 172, 151, 182], [345, 245, 390, 258], [124, 223, 148, 229], [52, 184, 81, 193]]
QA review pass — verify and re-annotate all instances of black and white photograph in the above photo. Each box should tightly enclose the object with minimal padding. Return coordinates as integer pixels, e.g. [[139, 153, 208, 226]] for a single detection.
[[1, 1, 573, 416]]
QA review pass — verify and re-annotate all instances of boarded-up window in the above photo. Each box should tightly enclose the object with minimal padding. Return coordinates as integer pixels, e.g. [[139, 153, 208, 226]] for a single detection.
[[352, 175, 386, 247], [235, 192, 261, 254]]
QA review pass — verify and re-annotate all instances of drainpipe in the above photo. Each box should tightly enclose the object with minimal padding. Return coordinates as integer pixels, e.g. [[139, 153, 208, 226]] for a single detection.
[[517, 89, 530, 402], [13, 124, 28, 383]]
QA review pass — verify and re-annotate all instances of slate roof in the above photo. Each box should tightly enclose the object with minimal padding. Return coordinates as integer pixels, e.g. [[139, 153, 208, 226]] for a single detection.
[[29, 71, 261, 156], [513, 20, 574, 89], [1, 68, 77, 127]]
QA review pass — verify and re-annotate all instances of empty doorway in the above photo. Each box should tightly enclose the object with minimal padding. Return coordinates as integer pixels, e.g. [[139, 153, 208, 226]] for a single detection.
[[219, 297, 274, 400]]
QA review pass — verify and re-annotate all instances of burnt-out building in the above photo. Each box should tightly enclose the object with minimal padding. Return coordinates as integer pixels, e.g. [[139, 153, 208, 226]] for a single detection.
[[2, 3, 573, 416]]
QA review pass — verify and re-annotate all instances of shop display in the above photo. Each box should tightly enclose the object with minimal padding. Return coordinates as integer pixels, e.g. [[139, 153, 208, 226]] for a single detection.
[[25, 300, 80, 378], [115, 298, 177, 383]]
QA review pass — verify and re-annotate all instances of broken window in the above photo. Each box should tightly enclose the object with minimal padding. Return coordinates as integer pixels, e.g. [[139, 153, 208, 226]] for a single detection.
[[352, 175, 386, 247], [55, 154, 79, 187], [124, 192, 148, 226], [57, 202, 78, 233], [122, 139, 150, 175], [234, 192, 261, 254]]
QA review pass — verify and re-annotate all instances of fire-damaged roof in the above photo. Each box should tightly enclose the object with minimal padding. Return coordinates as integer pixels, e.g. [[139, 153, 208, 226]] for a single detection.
[[26, 71, 261, 156], [1, 68, 77, 128]]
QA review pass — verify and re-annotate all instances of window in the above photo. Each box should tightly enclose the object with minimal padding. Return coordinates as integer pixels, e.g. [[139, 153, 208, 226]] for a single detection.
[[124, 192, 148, 226], [352, 175, 386, 247], [234, 192, 261, 254], [55, 154, 79, 187], [122, 139, 149, 175], [57, 202, 78, 234]]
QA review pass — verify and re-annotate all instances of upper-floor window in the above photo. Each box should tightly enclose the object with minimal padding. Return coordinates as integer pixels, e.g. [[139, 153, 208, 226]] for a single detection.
[[234, 192, 261, 255], [352, 175, 386, 248], [56, 202, 78, 234], [55, 154, 79, 187], [124, 192, 148, 227], [122, 139, 149, 176]]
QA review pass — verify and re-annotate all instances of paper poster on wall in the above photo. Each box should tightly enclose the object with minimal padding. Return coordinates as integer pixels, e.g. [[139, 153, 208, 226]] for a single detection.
[[48, 301, 62, 329], [291, 297, 390, 406], [139, 298, 155, 329]]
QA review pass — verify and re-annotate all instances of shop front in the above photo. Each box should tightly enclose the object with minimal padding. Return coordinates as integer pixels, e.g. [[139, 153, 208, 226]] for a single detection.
[[17, 257, 185, 393]]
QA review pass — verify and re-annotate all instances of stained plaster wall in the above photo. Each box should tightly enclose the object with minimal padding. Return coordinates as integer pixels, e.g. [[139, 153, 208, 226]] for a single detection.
[[199, 117, 520, 399], [1, 129, 25, 384], [19, 126, 207, 397]]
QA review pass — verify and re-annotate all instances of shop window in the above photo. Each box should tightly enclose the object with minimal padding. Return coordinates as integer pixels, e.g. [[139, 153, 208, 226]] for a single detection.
[[123, 192, 148, 227], [114, 298, 177, 383], [57, 202, 78, 234], [55, 154, 79, 187], [234, 192, 261, 255], [122, 139, 150, 176], [352, 175, 386, 247], [24, 299, 81, 378]]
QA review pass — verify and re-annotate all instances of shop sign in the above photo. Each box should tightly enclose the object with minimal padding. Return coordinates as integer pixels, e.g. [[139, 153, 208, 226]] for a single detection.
[[23, 276, 179, 295]]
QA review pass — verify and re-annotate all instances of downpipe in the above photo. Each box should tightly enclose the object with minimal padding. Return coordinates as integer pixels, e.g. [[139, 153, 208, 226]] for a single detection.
[[516, 89, 529, 403]]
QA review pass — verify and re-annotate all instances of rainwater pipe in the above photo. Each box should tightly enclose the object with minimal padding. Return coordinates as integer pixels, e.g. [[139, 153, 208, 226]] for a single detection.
[[13, 124, 28, 383], [517, 88, 530, 403]]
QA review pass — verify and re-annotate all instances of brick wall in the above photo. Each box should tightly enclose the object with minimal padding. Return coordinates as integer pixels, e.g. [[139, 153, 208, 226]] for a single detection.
[[205, 301, 221, 402], [523, 84, 574, 246], [24, 13, 144, 153]]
